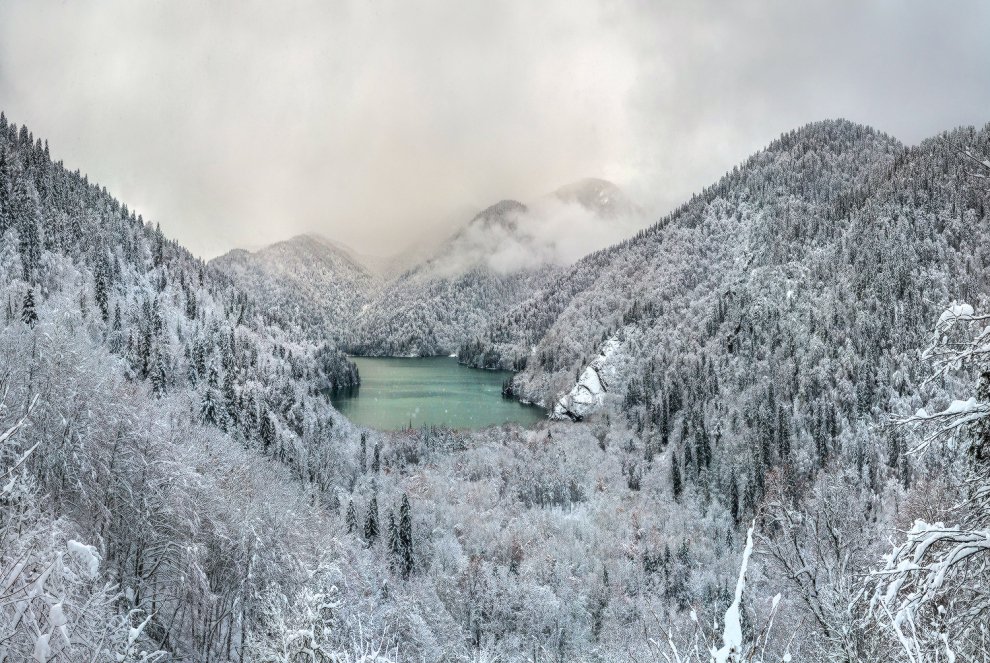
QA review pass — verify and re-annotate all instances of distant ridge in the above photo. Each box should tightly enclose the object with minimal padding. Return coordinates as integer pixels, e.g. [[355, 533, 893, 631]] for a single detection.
[[210, 233, 381, 345]]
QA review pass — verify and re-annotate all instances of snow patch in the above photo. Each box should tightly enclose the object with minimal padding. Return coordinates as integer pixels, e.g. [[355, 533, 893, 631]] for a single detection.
[[937, 301, 974, 327], [944, 397, 978, 415], [713, 522, 755, 663], [49, 602, 69, 643], [33, 633, 51, 662], [67, 540, 101, 578]]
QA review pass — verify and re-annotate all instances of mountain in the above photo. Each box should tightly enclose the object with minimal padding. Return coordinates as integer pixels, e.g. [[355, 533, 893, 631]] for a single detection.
[[448, 119, 990, 657], [210, 179, 638, 358], [349, 199, 547, 356], [550, 177, 637, 218], [464, 117, 990, 514], [0, 112, 380, 661], [465, 121, 912, 395], [352, 180, 637, 356], [7, 107, 989, 661], [211, 233, 380, 346]]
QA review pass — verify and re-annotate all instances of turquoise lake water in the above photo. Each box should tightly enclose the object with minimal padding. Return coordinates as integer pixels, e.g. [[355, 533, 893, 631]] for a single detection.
[[331, 356, 546, 431]]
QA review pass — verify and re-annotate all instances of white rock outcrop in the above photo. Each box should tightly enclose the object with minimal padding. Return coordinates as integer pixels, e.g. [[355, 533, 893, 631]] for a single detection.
[[552, 338, 620, 421]]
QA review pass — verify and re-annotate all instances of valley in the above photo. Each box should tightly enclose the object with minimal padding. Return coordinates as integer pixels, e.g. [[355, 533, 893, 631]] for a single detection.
[[6, 4, 990, 661], [211, 178, 642, 359], [2, 110, 989, 662]]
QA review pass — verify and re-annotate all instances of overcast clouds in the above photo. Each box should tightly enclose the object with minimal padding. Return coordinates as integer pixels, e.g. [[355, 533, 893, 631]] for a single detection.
[[0, 1, 988, 258]]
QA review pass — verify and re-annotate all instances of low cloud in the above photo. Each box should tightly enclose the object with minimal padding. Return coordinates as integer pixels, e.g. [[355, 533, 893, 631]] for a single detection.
[[426, 195, 648, 277], [1, 1, 987, 259]]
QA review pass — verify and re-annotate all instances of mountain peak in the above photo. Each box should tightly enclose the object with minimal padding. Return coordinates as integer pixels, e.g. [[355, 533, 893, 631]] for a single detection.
[[469, 200, 528, 230], [769, 118, 899, 154], [550, 178, 634, 218]]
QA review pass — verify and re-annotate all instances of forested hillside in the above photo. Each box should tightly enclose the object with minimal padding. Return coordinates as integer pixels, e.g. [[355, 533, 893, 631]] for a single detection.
[[453, 119, 990, 658], [211, 234, 381, 347], [4, 111, 989, 662], [210, 179, 637, 359], [350, 180, 638, 357], [351, 200, 557, 356], [471, 120, 990, 419], [0, 111, 374, 661]]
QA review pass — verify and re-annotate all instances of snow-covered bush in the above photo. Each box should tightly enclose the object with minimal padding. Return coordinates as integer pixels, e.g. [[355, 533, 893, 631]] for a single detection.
[[870, 300, 990, 662]]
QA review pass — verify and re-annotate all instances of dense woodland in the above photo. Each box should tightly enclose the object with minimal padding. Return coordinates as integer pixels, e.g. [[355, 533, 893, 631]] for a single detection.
[[348, 200, 559, 357], [212, 235, 381, 349], [2, 112, 989, 662], [214, 184, 632, 359]]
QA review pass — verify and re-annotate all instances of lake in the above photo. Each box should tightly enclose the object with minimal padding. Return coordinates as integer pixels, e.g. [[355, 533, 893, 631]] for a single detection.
[[331, 356, 546, 431]]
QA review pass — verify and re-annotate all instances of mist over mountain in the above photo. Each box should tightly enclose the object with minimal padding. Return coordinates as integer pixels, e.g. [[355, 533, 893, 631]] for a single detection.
[[4, 107, 990, 662], [427, 179, 643, 275], [213, 178, 644, 357], [550, 177, 637, 218], [347, 178, 642, 356]]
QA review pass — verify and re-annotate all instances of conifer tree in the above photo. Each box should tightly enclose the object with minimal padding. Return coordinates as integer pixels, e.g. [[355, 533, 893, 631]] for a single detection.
[[695, 422, 711, 473], [670, 452, 682, 502], [153, 222, 165, 266], [0, 149, 12, 235], [108, 302, 123, 352], [659, 394, 670, 448], [398, 493, 414, 579], [21, 288, 37, 326], [222, 369, 238, 427], [364, 492, 379, 545], [94, 263, 110, 322], [260, 409, 277, 453], [12, 173, 43, 281], [138, 325, 152, 378], [372, 441, 381, 473], [200, 364, 226, 428], [151, 350, 168, 397], [729, 472, 740, 525], [387, 511, 399, 559], [345, 499, 358, 535]]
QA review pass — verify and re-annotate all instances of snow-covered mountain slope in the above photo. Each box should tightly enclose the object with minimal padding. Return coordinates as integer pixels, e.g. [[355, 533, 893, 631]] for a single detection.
[[210, 233, 381, 346], [209, 179, 639, 358], [0, 114, 360, 455], [469, 120, 990, 451], [352, 180, 638, 356], [6, 106, 990, 661], [350, 200, 550, 356], [0, 111, 378, 660]]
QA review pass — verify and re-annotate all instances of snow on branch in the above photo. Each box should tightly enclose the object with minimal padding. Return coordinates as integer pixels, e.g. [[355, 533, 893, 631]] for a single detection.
[[875, 296, 990, 660], [960, 148, 990, 179], [0, 393, 40, 495], [869, 520, 990, 661], [898, 302, 990, 452]]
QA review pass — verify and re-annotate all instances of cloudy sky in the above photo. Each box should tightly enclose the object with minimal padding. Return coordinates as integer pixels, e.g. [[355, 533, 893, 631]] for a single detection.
[[1, 1, 988, 258]]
